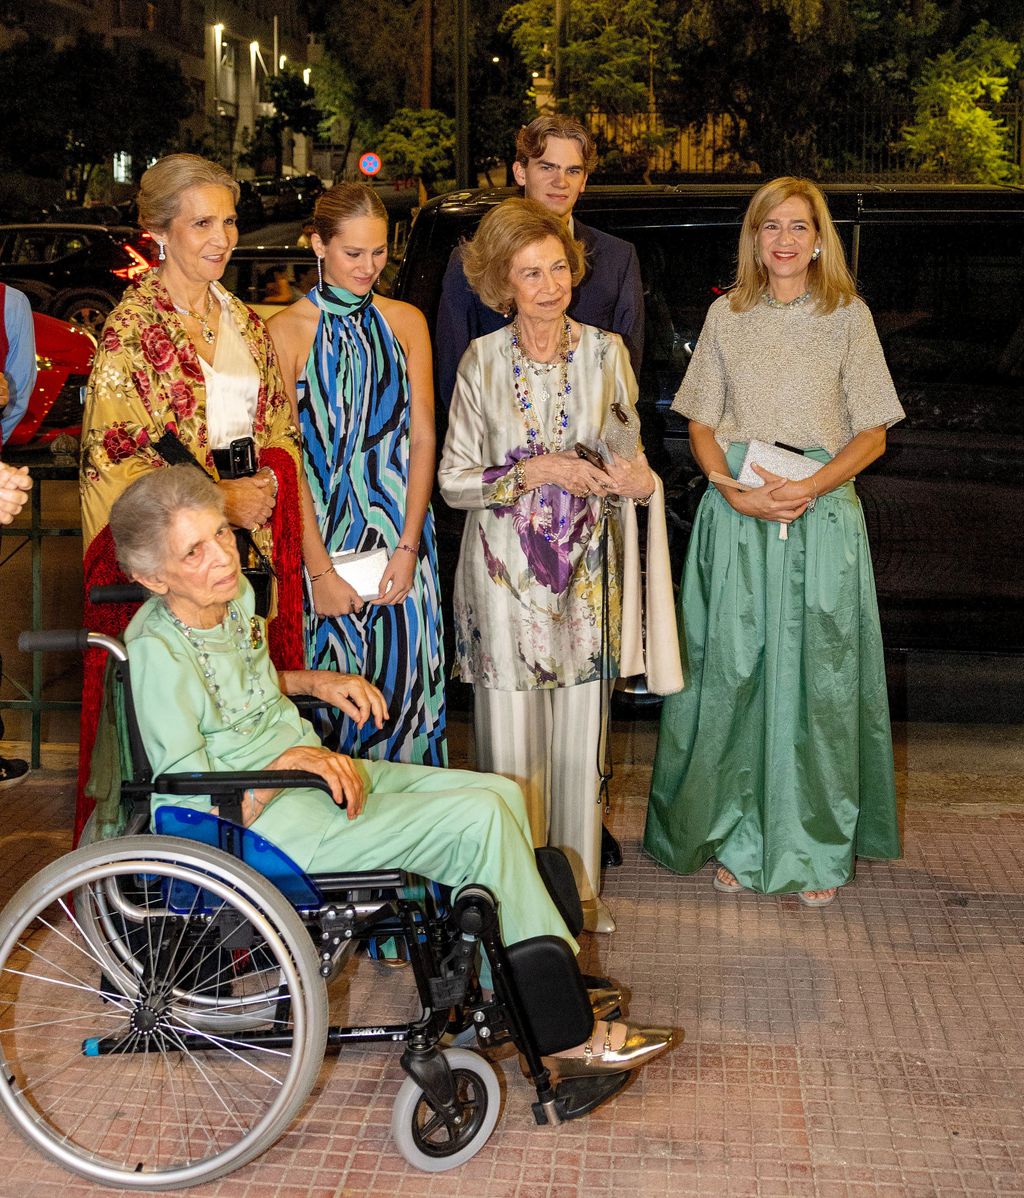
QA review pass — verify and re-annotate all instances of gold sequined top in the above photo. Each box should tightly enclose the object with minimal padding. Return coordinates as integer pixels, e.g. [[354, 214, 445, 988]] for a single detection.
[[673, 294, 904, 454]]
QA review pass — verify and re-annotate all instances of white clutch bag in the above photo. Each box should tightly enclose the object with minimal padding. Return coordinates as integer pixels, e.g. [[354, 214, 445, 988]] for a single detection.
[[736, 439, 822, 488], [329, 547, 389, 601]]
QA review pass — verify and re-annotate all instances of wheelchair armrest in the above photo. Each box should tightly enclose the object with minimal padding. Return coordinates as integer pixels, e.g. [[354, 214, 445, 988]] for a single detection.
[[153, 769, 340, 803], [290, 693, 329, 715]]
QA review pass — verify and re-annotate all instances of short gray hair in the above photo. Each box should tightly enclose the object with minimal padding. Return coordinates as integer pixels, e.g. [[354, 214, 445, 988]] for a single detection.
[[110, 465, 225, 582]]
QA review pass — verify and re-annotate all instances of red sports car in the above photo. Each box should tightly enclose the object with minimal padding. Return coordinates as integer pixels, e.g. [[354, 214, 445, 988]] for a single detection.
[[6, 312, 95, 448]]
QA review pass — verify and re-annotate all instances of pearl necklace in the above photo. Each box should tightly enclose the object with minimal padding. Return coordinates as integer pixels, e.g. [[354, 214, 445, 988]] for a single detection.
[[166, 601, 267, 730], [170, 287, 217, 343], [511, 317, 578, 544], [762, 289, 812, 310]]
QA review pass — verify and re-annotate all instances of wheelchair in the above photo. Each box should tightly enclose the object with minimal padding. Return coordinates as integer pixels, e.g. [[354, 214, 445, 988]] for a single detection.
[[0, 612, 628, 1191]]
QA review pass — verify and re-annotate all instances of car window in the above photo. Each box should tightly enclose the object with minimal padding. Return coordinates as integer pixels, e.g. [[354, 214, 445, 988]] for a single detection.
[[223, 255, 319, 319], [857, 221, 1024, 432], [9, 232, 57, 265], [53, 233, 90, 258]]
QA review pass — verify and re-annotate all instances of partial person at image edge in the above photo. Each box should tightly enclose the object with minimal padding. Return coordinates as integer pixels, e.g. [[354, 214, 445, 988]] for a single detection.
[[0, 282, 36, 789]]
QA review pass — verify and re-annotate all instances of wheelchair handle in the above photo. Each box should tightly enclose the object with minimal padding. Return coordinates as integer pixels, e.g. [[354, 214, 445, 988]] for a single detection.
[[90, 583, 149, 605], [19, 629, 94, 654], [18, 630, 129, 662]]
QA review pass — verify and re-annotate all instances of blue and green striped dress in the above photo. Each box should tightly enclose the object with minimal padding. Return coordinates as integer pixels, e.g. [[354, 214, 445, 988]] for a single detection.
[[297, 283, 446, 765]]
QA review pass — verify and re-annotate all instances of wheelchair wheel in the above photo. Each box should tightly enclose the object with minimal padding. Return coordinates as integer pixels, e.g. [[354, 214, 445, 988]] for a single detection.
[[74, 816, 290, 1032], [0, 836, 328, 1190], [390, 1048, 502, 1172]]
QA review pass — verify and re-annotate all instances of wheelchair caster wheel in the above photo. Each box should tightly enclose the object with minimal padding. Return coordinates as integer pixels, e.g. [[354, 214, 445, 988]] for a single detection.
[[391, 1047, 502, 1171]]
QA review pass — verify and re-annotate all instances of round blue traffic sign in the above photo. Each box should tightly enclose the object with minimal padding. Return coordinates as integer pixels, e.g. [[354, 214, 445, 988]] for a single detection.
[[359, 152, 382, 177]]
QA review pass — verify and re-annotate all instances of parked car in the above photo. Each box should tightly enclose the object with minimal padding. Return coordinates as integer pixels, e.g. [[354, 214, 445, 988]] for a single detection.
[[282, 173, 324, 213], [236, 181, 265, 232], [5, 311, 95, 448], [0, 222, 159, 337], [393, 183, 1024, 669], [223, 243, 400, 320]]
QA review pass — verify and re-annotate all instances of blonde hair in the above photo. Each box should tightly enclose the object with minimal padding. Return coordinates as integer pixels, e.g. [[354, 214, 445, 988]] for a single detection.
[[137, 154, 239, 233], [311, 182, 387, 245], [730, 176, 856, 315], [461, 198, 585, 315], [515, 114, 597, 175]]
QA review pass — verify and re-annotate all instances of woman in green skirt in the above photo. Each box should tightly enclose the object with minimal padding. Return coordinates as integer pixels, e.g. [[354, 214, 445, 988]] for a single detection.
[[643, 177, 904, 907]]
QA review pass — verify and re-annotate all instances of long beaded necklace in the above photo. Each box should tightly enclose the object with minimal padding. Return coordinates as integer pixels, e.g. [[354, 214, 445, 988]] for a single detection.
[[169, 287, 217, 344], [511, 316, 576, 544], [166, 601, 267, 730], [511, 315, 573, 453]]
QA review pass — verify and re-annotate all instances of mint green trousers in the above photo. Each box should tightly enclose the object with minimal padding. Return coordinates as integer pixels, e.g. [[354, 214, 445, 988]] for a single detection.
[[253, 760, 577, 955]]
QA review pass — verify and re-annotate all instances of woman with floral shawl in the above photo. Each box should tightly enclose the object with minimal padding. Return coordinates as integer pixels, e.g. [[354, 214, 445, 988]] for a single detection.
[[77, 154, 302, 845]]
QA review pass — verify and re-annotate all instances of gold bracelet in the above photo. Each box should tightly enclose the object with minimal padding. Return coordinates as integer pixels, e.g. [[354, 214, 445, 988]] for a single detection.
[[308, 565, 335, 583], [512, 459, 527, 500], [633, 490, 654, 508]]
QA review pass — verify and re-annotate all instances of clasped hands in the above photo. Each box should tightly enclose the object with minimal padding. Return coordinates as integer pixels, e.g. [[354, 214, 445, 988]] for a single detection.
[[218, 470, 277, 532], [524, 448, 654, 500], [728, 467, 813, 524]]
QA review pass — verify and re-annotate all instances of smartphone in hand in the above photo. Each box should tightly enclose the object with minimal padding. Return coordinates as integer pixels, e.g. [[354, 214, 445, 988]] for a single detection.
[[575, 442, 608, 471]]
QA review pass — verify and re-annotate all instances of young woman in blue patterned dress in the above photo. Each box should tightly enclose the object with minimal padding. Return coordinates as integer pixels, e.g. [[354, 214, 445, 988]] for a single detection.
[[268, 183, 445, 766]]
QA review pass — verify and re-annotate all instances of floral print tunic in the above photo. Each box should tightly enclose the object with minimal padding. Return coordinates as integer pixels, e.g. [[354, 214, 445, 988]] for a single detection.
[[439, 324, 637, 691]]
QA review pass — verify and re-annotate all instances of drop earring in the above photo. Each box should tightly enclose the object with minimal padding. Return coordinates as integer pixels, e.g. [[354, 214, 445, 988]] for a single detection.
[[158, 241, 166, 262], [316, 255, 324, 291], [811, 247, 821, 261]]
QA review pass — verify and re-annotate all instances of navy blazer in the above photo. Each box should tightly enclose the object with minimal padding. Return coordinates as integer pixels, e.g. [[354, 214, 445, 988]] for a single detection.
[[435, 218, 645, 407]]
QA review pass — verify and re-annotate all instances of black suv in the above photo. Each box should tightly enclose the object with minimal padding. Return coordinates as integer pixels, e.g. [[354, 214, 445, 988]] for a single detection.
[[394, 183, 1024, 668], [0, 222, 160, 336]]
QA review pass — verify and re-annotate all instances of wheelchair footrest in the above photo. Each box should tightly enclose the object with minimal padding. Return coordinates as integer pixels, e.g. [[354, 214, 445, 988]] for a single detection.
[[531, 1072, 631, 1125]]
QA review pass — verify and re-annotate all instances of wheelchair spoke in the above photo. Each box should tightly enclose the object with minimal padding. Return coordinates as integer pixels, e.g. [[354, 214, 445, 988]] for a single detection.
[[0, 840, 327, 1188]]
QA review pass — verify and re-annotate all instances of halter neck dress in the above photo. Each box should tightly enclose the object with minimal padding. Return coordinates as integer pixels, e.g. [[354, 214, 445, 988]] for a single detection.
[[296, 283, 446, 765]]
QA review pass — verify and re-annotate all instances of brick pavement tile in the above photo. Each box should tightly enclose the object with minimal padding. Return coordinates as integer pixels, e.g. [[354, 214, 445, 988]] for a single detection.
[[3, 727, 1024, 1195]]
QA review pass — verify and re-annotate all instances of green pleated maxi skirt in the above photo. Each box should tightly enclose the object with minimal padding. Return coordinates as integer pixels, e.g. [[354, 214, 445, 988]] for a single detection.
[[643, 444, 900, 894]]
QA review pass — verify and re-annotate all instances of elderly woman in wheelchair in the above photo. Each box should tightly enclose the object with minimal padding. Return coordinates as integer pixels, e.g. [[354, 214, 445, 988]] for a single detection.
[[0, 464, 674, 1191]]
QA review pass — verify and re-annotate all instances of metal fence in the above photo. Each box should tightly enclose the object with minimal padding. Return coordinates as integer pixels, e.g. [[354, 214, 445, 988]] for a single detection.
[[586, 100, 1024, 180]]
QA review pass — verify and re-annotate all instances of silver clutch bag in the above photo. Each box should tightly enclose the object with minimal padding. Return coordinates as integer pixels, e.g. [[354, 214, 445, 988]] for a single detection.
[[737, 439, 821, 488], [600, 400, 641, 460], [329, 547, 389, 601]]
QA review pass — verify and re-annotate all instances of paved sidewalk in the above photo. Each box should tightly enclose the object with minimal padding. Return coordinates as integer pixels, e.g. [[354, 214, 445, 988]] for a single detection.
[[0, 718, 1022, 1197]]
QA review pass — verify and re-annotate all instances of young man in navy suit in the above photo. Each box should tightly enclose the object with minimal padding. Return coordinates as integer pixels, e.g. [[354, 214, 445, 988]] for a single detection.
[[435, 114, 645, 413], [436, 115, 644, 870]]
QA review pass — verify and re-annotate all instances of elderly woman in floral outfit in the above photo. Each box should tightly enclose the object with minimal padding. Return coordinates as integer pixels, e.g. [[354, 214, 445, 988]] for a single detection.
[[78, 153, 302, 845], [439, 199, 660, 934]]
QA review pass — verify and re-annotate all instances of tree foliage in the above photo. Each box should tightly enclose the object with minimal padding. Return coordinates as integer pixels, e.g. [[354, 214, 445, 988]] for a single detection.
[[902, 22, 1022, 181], [318, 0, 529, 182], [0, 33, 191, 200], [503, 0, 677, 117], [377, 108, 456, 195], [239, 69, 326, 176]]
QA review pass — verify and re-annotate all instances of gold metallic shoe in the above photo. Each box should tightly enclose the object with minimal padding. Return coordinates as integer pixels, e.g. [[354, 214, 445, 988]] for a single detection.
[[581, 896, 616, 934], [588, 986, 623, 1021], [545, 1022, 676, 1078]]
